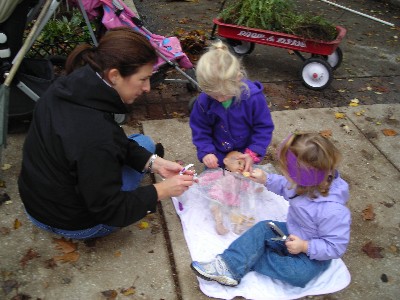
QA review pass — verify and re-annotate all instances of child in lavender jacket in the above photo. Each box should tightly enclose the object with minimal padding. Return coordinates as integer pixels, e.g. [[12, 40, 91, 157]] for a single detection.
[[189, 40, 274, 171], [191, 132, 351, 288]]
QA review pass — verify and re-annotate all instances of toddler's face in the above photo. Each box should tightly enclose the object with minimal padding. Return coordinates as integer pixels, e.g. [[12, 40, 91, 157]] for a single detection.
[[225, 156, 245, 173]]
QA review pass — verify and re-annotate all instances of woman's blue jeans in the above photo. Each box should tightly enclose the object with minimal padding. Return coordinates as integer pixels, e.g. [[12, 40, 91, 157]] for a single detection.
[[220, 221, 331, 287], [27, 134, 155, 240]]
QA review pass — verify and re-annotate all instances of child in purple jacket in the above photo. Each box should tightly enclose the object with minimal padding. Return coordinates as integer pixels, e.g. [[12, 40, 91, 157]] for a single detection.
[[189, 40, 274, 170], [191, 132, 351, 288]]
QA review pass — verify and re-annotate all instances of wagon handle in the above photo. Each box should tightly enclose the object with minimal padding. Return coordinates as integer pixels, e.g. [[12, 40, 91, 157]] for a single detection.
[[210, 0, 228, 40]]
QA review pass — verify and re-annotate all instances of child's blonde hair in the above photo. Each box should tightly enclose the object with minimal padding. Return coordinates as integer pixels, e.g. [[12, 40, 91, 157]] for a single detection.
[[277, 132, 342, 198], [195, 40, 248, 102]]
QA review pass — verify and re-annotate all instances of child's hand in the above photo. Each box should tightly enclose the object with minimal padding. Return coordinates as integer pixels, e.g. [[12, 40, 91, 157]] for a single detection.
[[249, 168, 266, 184], [203, 154, 219, 169], [236, 153, 254, 172], [285, 234, 308, 255]]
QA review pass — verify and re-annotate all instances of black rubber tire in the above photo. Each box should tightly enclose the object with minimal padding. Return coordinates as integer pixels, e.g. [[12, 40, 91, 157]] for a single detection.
[[226, 39, 255, 56]]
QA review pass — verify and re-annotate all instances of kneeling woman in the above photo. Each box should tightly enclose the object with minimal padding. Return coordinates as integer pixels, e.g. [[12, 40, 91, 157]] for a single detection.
[[18, 27, 194, 240]]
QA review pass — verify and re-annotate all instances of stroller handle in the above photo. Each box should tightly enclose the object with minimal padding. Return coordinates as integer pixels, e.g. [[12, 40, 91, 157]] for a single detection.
[[131, 16, 144, 28]]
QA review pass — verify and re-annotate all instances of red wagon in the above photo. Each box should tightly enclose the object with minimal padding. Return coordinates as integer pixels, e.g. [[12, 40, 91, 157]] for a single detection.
[[213, 18, 347, 90]]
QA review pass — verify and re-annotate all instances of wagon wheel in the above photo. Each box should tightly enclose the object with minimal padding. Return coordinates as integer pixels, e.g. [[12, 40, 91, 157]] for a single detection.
[[300, 58, 333, 90], [226, 39, 255, 56], [326, 47, 343, 70], [311, 47, 343, 70]]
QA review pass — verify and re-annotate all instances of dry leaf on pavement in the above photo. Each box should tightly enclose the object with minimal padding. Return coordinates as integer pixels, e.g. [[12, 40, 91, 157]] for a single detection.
[[319, 129, 332, 138], [20, 248, 40, 267], [121, 287, 136, 296], [101, 289, 118, 299], [53, 237, 78, 253], [54, 251, 80, 263], [362, 241, 384, 258], [382, 129, 398, 136], [362, 204, 375, 221], [13, 219, 22, 230], [138, 221, 149, 229], [335, 112, 346, 119]]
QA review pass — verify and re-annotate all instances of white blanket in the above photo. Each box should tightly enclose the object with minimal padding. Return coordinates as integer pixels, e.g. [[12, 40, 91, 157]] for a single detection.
[[172, 181, 351, 300]]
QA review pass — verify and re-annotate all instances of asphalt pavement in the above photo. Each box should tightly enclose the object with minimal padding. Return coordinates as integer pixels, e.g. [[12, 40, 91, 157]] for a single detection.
[[1, 0, 400, 299]]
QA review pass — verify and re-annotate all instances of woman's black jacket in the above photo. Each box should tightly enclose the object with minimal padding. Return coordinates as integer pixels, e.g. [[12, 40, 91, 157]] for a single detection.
[[18, 65, 158, 230]]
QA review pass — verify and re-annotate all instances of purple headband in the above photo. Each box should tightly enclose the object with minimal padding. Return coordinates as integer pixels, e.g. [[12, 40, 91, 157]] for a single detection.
[[286, 150, 326, 186]]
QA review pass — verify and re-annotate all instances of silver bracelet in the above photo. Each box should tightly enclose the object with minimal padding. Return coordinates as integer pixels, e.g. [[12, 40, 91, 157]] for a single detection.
[[147, 154, 158, 173]]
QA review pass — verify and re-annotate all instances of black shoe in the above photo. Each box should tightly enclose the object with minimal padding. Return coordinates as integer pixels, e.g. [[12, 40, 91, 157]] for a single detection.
[[155, 143, 164, 158]]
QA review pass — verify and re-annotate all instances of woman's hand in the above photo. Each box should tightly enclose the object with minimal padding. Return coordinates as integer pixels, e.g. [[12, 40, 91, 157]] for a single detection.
[[202, 154, 219, 169], [154, 174, 194, 200], [249, 168, 267, 184], [285, 234, 308, 255], [152, 157, 195, 179]]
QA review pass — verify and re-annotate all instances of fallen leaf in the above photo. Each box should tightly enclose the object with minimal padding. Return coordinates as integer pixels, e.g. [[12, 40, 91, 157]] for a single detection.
[[335, 112, 346, 119], [349, 98, 359, 107], [101, 289, 118, 299], [1, 163, 11, 170], [374, 92, 383, 95], [121, 287, 136, 296], [53, 237, 78, 254], [355, 110, 365, 116], [319, 129, 332, 138], [388, 245, 398, 254], [362, 204, 375, 220], [337, 89, 346, 93], [44, 258, 58, 269], [114, 250, 121, 257], [0, 227, 11, 235], [14, 219, 22, 230], [341, 124, 352, 134], [2, 279, 18, 295], [138, 221, 149, 229], [53, 251, 80, 263], [362, 241, 384, 258], [376, 122, 382, 125], [20, 248, 40, 267], [382, 129, 398, 136]]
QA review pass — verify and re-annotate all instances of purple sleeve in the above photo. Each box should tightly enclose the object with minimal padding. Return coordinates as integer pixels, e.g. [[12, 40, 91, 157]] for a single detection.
[[265, 173, 289, 197], [246, 91, 274, 156], [307, 179, 351, 260], [189, 94, 216, 162]]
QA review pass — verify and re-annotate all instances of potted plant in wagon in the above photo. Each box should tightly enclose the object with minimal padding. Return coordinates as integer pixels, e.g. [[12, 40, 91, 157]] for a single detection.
[[213, 0, 347, 90]]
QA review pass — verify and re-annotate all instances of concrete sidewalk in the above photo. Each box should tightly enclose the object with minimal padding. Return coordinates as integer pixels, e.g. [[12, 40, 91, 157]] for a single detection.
[[144, 103, 400, 300], [1, 104, 399, 300]]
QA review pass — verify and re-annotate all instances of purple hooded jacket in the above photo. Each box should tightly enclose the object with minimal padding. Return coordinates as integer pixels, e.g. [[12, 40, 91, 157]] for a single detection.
[[190, 79, 274, 167], [266, 172, 351, 261]]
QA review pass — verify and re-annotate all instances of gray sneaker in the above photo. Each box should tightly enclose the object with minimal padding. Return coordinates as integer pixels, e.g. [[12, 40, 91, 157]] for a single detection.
[[191, 255, 239, 286]]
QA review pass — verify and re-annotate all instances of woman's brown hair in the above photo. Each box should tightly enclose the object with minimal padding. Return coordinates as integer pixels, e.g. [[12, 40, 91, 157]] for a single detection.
[[65, 27, 157, 77]]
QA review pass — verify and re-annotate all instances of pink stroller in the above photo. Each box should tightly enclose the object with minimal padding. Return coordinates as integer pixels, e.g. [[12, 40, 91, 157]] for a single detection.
[[75, 0, 199, 91]]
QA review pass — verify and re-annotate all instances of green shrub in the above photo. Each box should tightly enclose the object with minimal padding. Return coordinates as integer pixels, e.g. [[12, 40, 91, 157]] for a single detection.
[[27, 8, 96, 58], [219, 0, 337, 41]]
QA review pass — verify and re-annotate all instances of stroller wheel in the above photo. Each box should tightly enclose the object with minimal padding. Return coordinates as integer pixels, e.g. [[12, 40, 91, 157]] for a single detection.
[[185, 68, 199, 92]]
